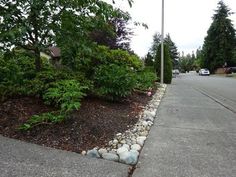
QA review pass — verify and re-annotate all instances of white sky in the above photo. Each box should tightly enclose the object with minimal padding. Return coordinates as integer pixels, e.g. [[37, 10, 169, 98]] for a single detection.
[[113, 0, 236, 57]]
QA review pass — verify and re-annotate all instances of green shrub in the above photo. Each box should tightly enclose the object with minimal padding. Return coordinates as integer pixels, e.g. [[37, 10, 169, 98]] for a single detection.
[[19, 79, 87, 130], [135, 70, 157, 91], [0, 53, 48, 100], [22, 67, 93, 97], [15, 55, 36, 79], [94, 64, 136, 100], [0, 56, 23, 84], [43, 79, 87, 113], [19, 112, 64, 130], [76, 45, 143, 78], [0, 55, 24, 101], [25, 68, 72, 95], [108, 49, 143, 70], [155, 44, 173, 84]]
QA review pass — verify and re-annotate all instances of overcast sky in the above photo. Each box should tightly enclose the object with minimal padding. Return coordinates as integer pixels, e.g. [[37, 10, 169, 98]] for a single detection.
[[113, 0, 236, 57]]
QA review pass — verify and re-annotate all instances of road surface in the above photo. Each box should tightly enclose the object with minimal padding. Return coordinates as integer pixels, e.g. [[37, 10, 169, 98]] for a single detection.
[[133, 73, 236, 177], [181, 73, 236, 113]]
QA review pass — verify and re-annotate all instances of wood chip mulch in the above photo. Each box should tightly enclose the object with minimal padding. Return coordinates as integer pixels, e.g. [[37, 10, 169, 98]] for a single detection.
[[0, 92, 153, 153]]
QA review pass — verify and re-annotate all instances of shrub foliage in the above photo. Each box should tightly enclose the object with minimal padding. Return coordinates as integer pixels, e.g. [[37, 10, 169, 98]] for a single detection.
[[94, 64, 136, 100], [155, 44, 173, 84]]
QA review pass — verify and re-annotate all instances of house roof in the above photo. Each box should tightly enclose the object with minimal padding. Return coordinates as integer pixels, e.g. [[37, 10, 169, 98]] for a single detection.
[[48, 46, 61, 58]]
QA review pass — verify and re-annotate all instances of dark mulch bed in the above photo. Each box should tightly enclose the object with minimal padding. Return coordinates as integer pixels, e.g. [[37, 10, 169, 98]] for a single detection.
[[0, 92, 153, 153]]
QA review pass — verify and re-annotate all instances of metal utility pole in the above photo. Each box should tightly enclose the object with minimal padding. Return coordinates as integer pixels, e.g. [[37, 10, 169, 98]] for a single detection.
[[161, 0, 164, 84]]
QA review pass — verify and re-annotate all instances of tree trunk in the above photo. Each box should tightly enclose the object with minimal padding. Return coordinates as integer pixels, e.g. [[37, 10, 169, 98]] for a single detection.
[[35, 48, 41, 71]]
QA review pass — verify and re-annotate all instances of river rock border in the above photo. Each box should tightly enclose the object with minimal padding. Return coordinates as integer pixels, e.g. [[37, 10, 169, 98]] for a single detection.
[[81, 84, 167, 165]]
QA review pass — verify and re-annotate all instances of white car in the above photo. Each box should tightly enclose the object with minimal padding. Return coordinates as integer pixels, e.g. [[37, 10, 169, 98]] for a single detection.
[[199, 68, 210, 76], [172, 69, 180, 78], [172, 69, 180, 75]]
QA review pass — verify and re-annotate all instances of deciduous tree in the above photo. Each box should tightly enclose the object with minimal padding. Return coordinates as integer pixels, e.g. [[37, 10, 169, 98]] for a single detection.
[[0, 0, 133, 71]]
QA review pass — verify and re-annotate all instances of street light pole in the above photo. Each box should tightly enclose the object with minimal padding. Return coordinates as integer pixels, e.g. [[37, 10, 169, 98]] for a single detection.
[[161, 0, 164, 84]]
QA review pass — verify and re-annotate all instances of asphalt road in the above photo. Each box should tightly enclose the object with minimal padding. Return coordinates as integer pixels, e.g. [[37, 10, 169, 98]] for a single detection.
[[133, 73, 236, 177], [180, 73, 236, 113]]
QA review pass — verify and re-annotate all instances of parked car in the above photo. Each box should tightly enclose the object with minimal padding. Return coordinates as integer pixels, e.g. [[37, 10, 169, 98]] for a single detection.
[[225, 67, 236, 74], [199, 68, 210, 76], [172, 69, 180, 74], [172, 69, 180, 77]]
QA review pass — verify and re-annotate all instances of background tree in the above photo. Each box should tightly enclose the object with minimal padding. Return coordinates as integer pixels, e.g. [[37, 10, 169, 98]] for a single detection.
[[149, 33, 162, 57], [194, 47, 203, 71], [89, 10, 133, 51], [144, 52, 154, 67], [164, 34, 179, 68], [201, 0, 236, 72], [149, 33, 179, 69], [0, 0, 128, 71], [179, 53, 194, 72], [154, 44, 172, 84]]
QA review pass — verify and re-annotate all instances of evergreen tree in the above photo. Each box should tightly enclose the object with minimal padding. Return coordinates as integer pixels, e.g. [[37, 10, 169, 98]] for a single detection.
[[164, 34, 179, 68], [154, 44, 172, 84], [179, 54, 194, 72], [202, 0, 236, 72], [191, 51, 196, 60], [144, 52, 154, 67], [150, 33, 162, 57], [195, 47, 203, 71]]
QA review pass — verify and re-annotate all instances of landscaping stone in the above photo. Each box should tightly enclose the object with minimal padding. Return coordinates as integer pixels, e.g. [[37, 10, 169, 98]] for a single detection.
[[144, 110, 156, 118], [84, 84, 167, 165], [131, 144, 141, 151], [102, 153, 119, 162], [116, 133, 122, 137], [120, 140, 126, 144], [137, 136, 147, 146], [122, 144, 130, 150], [130, 149, 139, 156], [81, 151, 86, 155], [142, 121, 149, 127], [145, 117, 154, 122], [87, 149, 100, 158], [98, 148, 107, 155], [109, 150, 117, 155], [119, 151, 138, 165], [113, 139, 118, 144], [117, 147, 129, 155]]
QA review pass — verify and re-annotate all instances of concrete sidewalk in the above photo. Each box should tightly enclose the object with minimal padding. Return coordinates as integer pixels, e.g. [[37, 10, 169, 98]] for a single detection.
[[133, 80, 236, 177], [0, 135, 129, 177]]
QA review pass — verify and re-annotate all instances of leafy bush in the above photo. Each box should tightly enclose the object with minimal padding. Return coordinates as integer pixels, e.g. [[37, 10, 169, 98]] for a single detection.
[[22, 67, 93, 97], [25, 68, 72, 95], [0, 55, 24, 101], [76, 45, 143, 78], [19, 112, 64, 130], [94, 64, 136, 100], [19, 79, 88, 130], [43, 79, 87, 113], [15, 55, 36, 79], [135, 70, 157, 91], [0, 53, 49, 100], [108, 49, 143, 70]]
